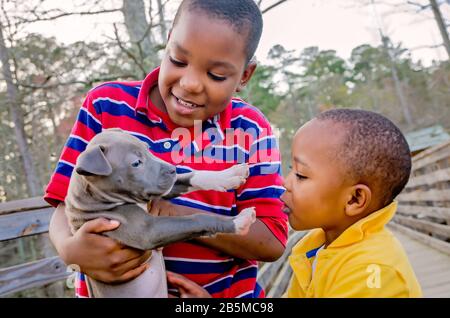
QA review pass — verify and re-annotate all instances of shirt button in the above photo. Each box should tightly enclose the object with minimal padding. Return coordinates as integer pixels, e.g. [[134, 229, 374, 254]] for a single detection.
[[163, 141, 171, 150]]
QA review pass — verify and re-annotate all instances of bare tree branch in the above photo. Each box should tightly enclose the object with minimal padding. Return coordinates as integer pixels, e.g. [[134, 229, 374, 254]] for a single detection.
[[17, 74, 136, 89], [409, 43, 444, 50], [13, 7, 121, 25], [112, 23, 147, 78], [261, 0, 289, 14], [406, 1, 431, 12]]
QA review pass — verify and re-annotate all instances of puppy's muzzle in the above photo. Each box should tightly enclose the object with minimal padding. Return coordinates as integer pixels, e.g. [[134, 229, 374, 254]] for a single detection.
[[157, 165, 177, 191]]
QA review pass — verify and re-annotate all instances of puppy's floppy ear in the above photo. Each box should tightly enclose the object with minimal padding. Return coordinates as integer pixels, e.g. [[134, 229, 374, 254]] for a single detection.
[[76, 145, 112, 176]]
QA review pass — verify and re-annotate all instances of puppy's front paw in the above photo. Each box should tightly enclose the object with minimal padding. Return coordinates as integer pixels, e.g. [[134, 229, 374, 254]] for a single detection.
[[233, 207, 256, 235], [190, 163, 250, 192], [220, 163, 250, 190], [228, 163, 250, 179]]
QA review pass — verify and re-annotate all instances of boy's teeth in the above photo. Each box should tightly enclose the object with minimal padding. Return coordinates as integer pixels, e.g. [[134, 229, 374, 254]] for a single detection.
[[177, 97, 197, 108]]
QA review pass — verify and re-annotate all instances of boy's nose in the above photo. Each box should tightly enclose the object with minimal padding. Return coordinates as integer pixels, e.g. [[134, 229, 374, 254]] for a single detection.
[[282, 174, 292, 191], [180, 72, 203, 94]]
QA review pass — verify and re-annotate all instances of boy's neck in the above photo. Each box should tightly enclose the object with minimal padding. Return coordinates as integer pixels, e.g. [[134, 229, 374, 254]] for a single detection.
[[323, 212, 372, 248], [323, 200, 386, 247], [150, 85, 167, 114], [324, 228, 346, 248]]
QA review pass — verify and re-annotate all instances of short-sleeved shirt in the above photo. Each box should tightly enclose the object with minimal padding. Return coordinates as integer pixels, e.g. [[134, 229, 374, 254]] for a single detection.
[[286, 201, 422, 298], [45, 67, 288, 298]]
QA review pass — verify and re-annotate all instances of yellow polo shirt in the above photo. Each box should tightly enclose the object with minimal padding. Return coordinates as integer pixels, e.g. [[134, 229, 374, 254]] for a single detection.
[[286, 201, 422, 298]]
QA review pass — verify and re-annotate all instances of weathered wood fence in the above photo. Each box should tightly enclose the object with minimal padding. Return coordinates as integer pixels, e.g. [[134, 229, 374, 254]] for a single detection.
[[0, 198, 69, 297], [390, 139, 450, 256], [257, 230, 305, 297]]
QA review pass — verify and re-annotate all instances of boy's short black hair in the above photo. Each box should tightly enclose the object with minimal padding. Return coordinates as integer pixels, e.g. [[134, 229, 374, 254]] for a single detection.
[[316, 109, 412, 207], [173, 0, 263, 63]]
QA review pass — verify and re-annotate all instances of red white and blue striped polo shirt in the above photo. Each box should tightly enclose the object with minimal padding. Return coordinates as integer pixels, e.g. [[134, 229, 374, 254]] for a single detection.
[[44, 67, 288, 298]]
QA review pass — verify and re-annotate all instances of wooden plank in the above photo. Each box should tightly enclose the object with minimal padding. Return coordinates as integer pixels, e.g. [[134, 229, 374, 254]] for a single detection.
[[387, 222, 450, 256], [389, 229, 450, 298], [0, 207, 54, 241], [419, 269, 450, 285], [257, 231, 305, 291], [393, 215, 450, 239], [413, 148, 450, 171], [397, 189, 450, 202], [425, 283, 450, 298], [412, 140, 450, 169], [397, 204, 450, 220], [0, 256, 70, 297], [412, 139, 450, 162], [406, 168, 450, 188], [266, 261, 292, 298], [0, 197, 49, 216]]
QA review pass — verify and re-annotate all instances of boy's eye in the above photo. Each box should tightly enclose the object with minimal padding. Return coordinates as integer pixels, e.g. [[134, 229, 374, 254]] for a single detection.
[[169, 56, 186, 67], [289, 165, 306, 180], [208, 72, 227, 82]]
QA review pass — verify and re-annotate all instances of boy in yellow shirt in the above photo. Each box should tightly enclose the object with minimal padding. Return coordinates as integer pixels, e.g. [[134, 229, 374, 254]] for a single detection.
[[280, 108, 422, 297], [167, 108, 422, 298]]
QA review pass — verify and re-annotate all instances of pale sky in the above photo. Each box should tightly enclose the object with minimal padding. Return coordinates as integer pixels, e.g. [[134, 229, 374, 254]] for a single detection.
[[26, 0, 448, 66], [258, 0, 448, 65]]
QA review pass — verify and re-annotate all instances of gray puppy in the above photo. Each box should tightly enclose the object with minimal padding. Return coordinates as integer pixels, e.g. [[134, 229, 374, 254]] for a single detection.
[[65, 128, 256, 298]]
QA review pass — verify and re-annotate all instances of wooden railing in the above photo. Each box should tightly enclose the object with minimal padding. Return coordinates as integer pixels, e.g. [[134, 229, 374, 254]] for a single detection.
[[391, 139, 450, 256], [0, 197, 70, 297], [257, 230, 305, 297], [0, 196, 305, 298]]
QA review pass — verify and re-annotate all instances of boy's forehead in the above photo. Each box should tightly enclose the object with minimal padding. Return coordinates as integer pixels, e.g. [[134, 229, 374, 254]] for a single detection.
[[293, 120, 347, 160], [176, 4, 243, 32], [172, 7, 247, 46], [169, 11, 248, 65]]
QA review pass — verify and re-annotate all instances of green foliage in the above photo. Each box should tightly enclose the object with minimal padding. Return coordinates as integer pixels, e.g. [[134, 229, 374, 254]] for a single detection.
[[237, 64, 282, 116]]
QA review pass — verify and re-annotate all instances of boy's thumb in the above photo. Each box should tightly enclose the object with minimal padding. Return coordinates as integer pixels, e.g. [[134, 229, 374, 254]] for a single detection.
[[81, 218, 120, 234]]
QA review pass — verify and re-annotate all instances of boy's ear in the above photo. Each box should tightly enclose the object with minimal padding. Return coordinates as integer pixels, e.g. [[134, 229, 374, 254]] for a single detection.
[[236, 61, 257, 92], [344, 184, 371, 217]]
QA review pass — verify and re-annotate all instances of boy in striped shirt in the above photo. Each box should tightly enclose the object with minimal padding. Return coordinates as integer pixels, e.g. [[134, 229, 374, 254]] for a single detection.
[[45, 0, 288, 298]]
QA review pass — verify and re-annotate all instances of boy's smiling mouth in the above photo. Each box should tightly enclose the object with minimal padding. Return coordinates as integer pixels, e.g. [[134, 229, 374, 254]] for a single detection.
[[171, 93, 205, 115]]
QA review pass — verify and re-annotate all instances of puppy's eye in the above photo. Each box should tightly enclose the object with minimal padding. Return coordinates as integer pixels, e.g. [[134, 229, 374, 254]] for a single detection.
[[131, 159, 142, 168]]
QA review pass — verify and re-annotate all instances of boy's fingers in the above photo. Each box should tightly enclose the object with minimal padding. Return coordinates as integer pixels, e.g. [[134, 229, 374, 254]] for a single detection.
[[116, 246, 151, 261], [166, 271, 185, 284], [167, 271, 197, 289], [80, 218, 120, 234], [167, 272, 211, 298], [112, 250, 152, 274], [118, 263, 149, 283], [148, 201, 162, 216]]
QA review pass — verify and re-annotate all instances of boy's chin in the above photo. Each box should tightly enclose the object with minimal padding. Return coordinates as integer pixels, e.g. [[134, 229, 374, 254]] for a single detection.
[[170, 114, 209, 128], [289, 216, 314, 231], [167, 111, 194, 127]]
